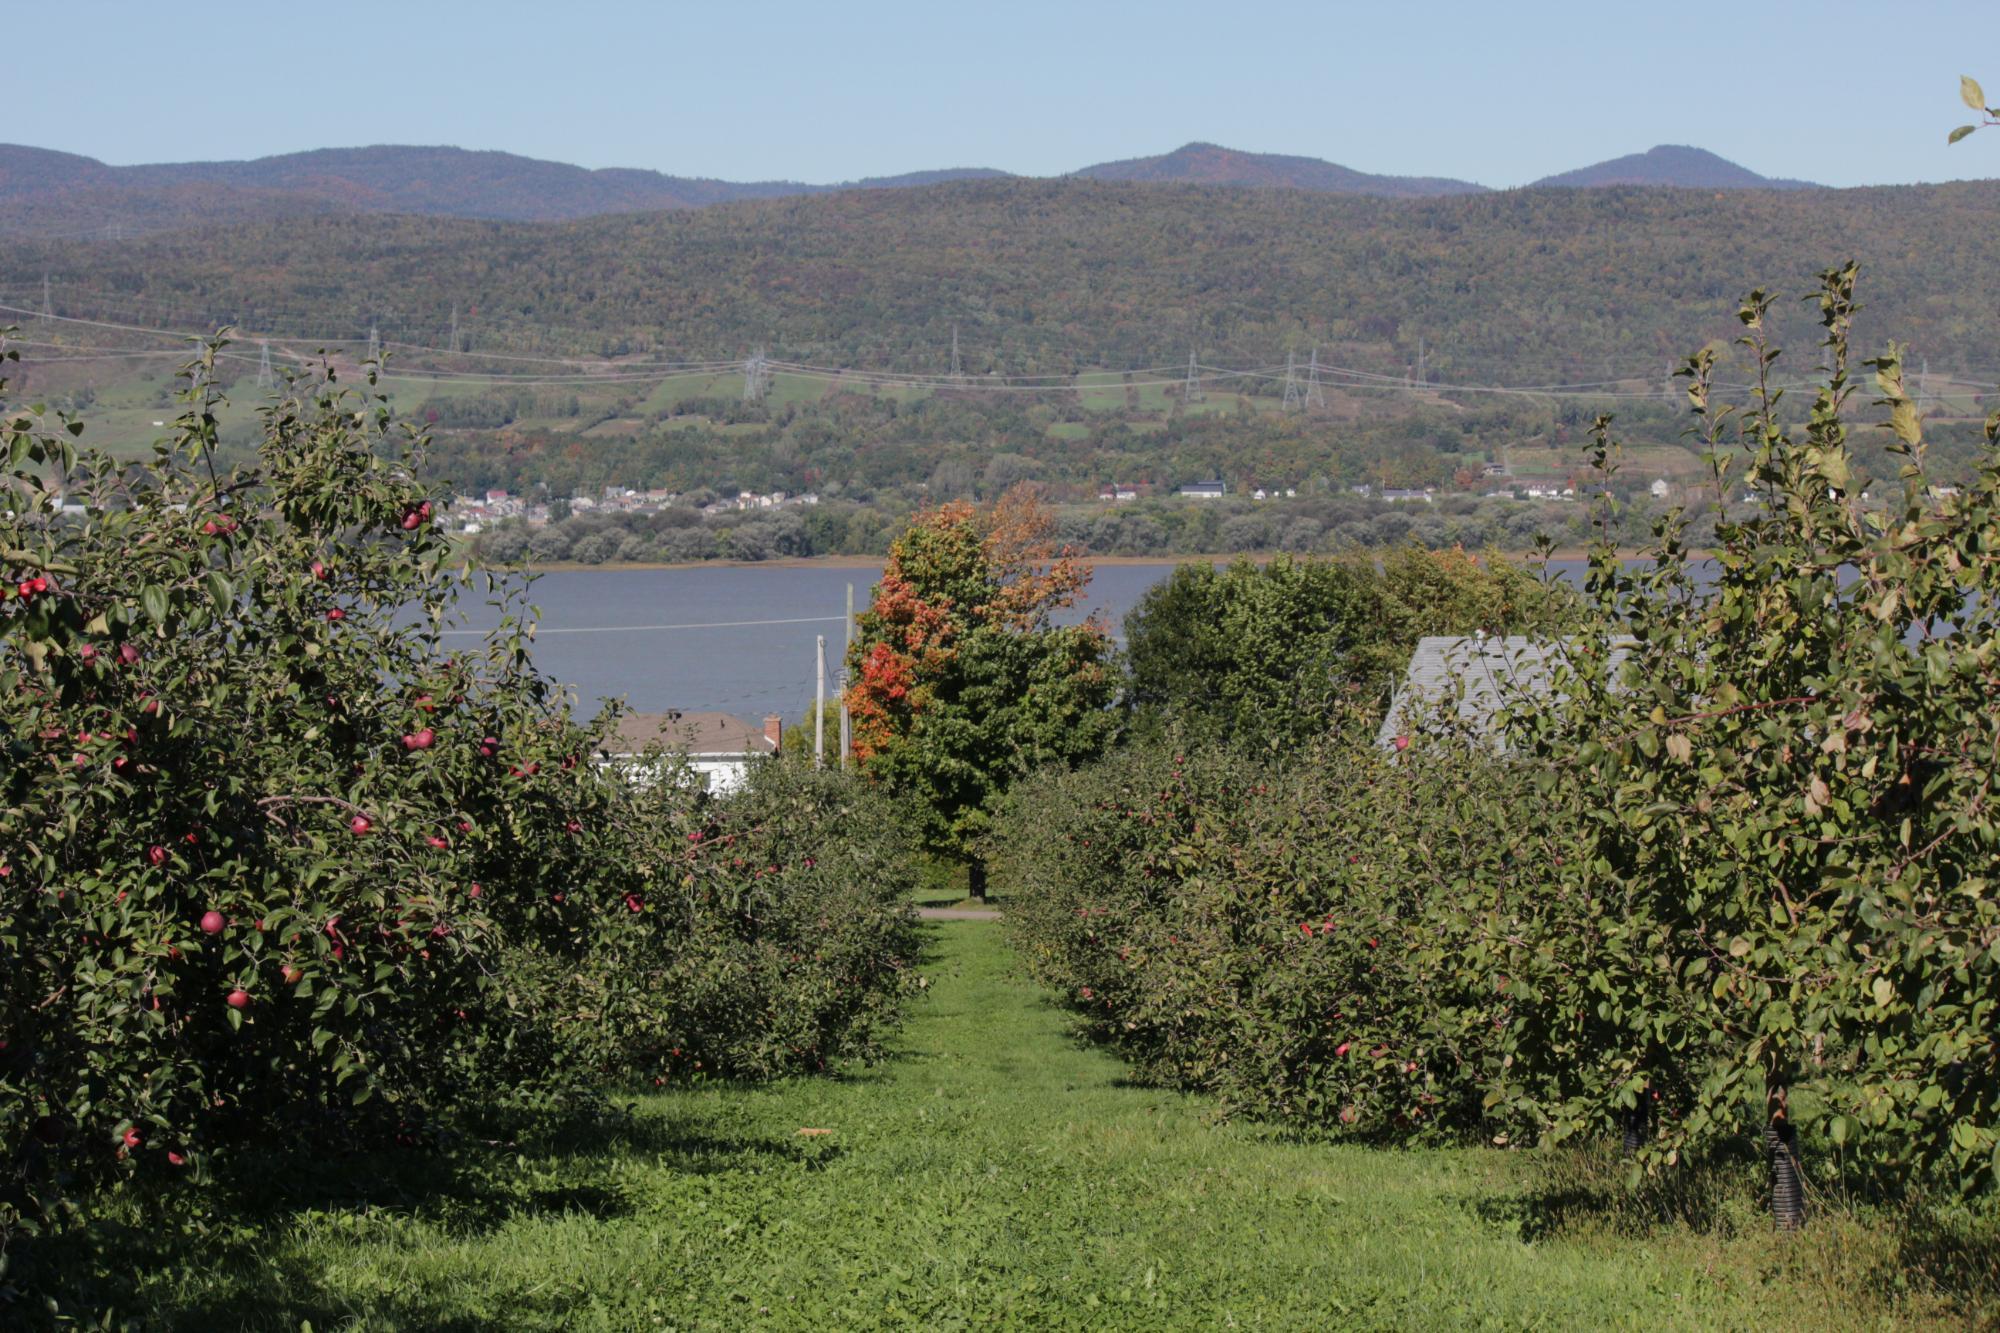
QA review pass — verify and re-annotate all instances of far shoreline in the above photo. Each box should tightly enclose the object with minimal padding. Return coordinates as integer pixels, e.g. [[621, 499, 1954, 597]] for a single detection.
[[484, 548, 1656, 576]]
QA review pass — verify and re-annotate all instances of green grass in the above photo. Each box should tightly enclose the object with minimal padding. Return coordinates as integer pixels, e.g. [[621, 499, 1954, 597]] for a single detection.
[[1075, 371, 1128, 413], [26, 924, 1981, 1328]]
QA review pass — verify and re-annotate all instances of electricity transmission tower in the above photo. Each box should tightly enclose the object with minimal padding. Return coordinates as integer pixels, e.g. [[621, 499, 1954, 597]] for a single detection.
[[1306, 346, 1326, 409], [366, 324, 380, 366], [1920, 357, 1932, 415], [1664, 363, 1677, 407], [743, 348, 769, 402], [448, 303, 460, 354], [949, 324, 962, 379], [1415, 336, 1427, 387], [1183, 349, 1204, 404], [257, 341, 274, 389], [1281, 350, 1303, 413], [41, 274, 52, 320]]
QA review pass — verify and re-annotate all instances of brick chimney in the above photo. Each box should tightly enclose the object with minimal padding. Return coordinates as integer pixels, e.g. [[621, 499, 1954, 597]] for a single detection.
[[764, 713, 784, 754]]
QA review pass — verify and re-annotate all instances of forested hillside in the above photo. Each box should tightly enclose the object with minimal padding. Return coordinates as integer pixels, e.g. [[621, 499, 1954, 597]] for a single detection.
[[10, 177, 1999, 386]]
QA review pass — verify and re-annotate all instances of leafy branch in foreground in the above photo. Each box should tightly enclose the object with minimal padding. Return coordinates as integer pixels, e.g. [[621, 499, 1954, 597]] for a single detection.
[[1949, 74, 1998, 143]]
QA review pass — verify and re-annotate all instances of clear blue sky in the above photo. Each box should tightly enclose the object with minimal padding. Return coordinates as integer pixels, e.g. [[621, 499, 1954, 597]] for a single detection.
[[15, 0, 1998, 187]]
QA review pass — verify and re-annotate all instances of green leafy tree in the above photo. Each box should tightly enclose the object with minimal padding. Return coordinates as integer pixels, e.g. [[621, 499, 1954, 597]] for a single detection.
[[1122, 547, 1570, 748], [845, 487, 1115, 897]]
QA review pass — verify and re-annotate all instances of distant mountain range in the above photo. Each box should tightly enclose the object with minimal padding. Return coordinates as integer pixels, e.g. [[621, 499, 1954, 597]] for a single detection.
[[1071, 142, 1488, 198], [1529, 144, 1817, 191], [0, 139, 1832, 236]]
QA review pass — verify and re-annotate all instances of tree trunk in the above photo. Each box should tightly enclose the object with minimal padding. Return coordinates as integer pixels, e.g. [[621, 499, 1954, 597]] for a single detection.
[[967, 859, 988, 903], [1767, 1082, 1804, 1230]]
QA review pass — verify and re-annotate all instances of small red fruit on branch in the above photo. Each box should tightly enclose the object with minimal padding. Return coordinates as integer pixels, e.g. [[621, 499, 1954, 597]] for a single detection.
[[200, 910, 226, 935], [123, 1126, 144, 1148], [226, 989, 251, 1010], [349, 815, 372, 836], [147, 845, 168, 867]]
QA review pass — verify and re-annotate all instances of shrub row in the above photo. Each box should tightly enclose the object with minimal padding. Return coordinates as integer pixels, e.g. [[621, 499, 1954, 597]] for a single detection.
[[0, 343, 917, 1241], [997, 720, 1535, 1142], [1000, 273, 2000, 1217]]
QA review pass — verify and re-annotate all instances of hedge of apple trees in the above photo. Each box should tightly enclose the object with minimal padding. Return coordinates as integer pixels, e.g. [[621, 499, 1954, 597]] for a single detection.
[[0, 339, 918, 1240], [1493, 269, 2000, 1219], [1002, 269, 2000, 1221], [997, 713, 1539, 1141]]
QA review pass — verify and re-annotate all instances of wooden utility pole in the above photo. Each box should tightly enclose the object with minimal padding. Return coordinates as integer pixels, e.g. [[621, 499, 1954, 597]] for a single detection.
[[839, 583, 853, 770], [814, 635, 826, 770]]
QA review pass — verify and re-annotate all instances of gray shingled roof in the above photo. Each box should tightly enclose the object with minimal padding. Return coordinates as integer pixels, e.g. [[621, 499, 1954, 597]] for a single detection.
[[1375, 636, 1630, 750], [602, 710, 776, 758]]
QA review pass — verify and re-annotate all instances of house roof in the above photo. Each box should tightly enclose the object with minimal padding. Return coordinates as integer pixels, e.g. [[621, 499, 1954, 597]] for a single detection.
[[1375, 635, 1630, 750], [603, 710, 776, 758]]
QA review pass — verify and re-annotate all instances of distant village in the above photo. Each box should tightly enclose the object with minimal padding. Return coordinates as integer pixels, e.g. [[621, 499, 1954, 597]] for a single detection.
[[444, 485, 821, 534]]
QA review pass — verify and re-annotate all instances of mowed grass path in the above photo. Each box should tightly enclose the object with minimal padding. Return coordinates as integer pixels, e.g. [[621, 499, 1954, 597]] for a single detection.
[[50, 923, 1925, 1329]]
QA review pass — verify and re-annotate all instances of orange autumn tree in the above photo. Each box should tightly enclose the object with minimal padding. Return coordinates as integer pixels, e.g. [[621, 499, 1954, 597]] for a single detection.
[[845, 486, 1115, 898]]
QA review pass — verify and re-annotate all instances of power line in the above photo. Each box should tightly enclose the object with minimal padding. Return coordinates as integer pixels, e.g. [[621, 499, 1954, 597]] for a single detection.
[[4, 301, 1991, 403], [436, 614, 847, 638]]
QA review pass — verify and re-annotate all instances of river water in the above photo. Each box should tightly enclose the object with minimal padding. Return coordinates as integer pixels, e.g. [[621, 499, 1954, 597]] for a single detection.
[[437, 562, 1189, 722], [436, 558, 1621, 723]]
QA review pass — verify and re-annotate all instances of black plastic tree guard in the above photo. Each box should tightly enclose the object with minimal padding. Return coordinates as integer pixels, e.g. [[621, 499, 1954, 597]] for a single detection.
[[1621, 1103, 1648, 1155], [1767, 1120, 1804, 1230]]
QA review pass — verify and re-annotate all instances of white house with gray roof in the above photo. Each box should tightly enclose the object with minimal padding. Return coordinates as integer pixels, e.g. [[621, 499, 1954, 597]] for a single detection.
[[1376, 635, 1632, 751]]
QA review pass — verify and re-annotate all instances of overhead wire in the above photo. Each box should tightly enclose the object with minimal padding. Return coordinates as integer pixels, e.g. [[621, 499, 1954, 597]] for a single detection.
[[4, 300, 1993, 401]]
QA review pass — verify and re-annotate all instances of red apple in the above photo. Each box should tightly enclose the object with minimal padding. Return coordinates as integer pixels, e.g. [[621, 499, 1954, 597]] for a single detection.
[[1393, 734, 1410, 752], [123, 1126, 143, 1148], [326, 608, 345, 622], [226, 989, 250, 1010], [400, 510, 422, 531], [466, 883, 483, 899], [282, 965, 304, 985], [412, 728, 435, 749], [311, 561, 328, 581], [199, 910, 225, 935], [349, 815, 372, 836], [147, 845, 168, 867]]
